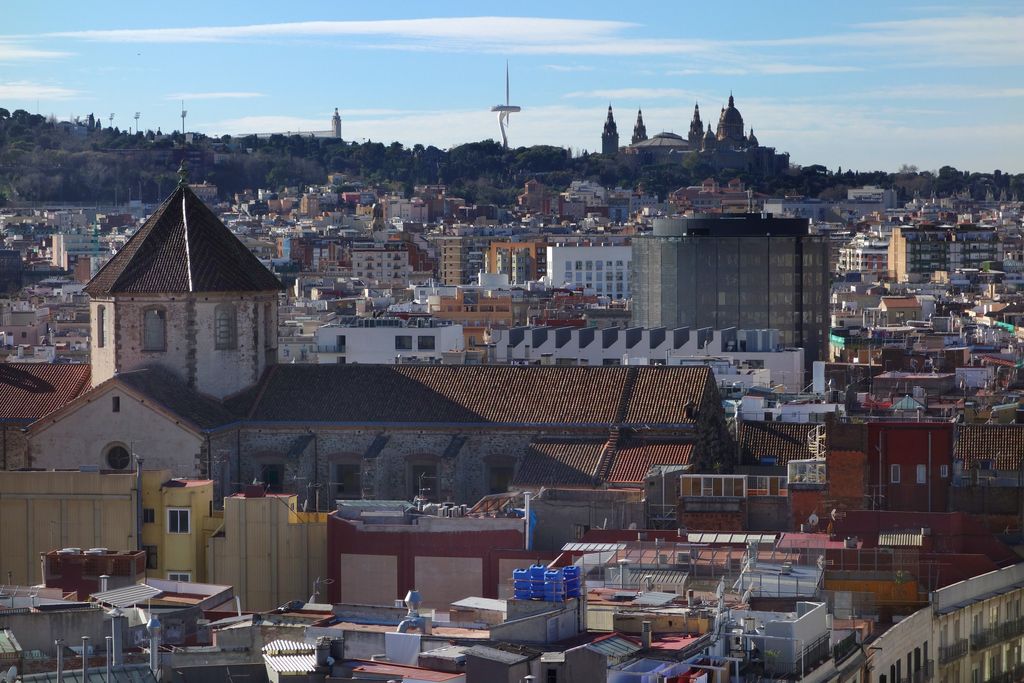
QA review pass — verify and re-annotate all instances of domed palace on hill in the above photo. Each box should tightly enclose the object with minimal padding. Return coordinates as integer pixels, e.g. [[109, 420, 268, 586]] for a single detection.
[[600, 93, 789, 176]]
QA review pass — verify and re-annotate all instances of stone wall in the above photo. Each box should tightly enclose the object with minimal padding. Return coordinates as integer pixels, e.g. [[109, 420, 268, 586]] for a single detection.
[[97, 291, 277, 399], [234, 426, 554, 507], [29, 383, 203, 475], [1, 426, 29, 469]]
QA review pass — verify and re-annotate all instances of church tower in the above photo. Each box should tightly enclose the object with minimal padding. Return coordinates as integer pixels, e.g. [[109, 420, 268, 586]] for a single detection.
[[715, 93, 745, 146], [85, 166, 283, 400], [601, 105, 619, 156], [687, 103, 703, 146], [331, 108, 342, 139], [631, 109, 648, 144]]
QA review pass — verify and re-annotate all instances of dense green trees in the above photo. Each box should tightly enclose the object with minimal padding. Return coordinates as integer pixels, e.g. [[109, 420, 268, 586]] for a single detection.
[[0, 108, 1021, 205]]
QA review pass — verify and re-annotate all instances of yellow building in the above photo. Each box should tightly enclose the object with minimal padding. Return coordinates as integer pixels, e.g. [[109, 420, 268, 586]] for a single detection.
[[207, 489, 327, 612], [0, 469, 214, 586], [141, 476, 216, 584]]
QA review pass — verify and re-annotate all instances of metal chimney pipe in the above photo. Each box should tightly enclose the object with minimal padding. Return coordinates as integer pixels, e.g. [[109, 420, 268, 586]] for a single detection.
[[105, 635, 112, 681], [55, 639, 64, 680], [110, 608, 125, 666], [81, 635, 89, 682], [523, 491, 532, 551], [135, 455, 145, 551]]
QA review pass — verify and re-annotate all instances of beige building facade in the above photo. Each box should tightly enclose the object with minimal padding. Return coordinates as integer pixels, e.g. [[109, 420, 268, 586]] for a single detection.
[[207, 490, 327, 612], [0, 469, 213, 586]]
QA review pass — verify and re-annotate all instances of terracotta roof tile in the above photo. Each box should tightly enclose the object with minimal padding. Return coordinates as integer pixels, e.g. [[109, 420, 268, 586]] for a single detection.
[[84, 185, 282, 296], [0, 363, 91, 422], [738, 421, 815, 465], [624, 366, 714, 424], [955, 424, 1024, 470], [606, 441, 693, 484], [235, 365, 716, 426], [513, 440, 605, 487]]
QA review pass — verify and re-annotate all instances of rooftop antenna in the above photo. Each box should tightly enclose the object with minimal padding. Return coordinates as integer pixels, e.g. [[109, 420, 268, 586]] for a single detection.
[[490, 61, 521, 150]]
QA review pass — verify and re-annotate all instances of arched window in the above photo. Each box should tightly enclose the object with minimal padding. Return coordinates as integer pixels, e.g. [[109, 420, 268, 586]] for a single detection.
[[142, 308, 166, 351], [104, 443, 131, 470], [214, 303, 237, 350]]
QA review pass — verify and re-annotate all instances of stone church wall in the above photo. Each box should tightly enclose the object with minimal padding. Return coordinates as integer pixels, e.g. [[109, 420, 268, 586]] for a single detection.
[[232, 426, 585, 509], [96, 292, 276, 400]]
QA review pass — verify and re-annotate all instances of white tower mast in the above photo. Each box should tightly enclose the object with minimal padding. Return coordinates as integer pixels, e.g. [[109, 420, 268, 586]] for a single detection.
[[490, 62, 521, 150]]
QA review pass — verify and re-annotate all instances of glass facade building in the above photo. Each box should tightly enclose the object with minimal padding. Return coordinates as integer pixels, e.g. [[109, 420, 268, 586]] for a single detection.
[[631, 215, 829, 371]]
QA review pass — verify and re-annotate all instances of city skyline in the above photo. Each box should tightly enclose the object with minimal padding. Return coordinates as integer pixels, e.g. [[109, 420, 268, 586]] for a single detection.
[[3, 0, 1023, 172]]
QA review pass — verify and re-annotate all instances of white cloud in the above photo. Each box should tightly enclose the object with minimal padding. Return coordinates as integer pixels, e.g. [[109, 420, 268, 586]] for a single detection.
[[543, 64, 594, 72], [0, 42, 70, 61], [0, 81, 79, 100], [820, 84, 1024, 101], [564, 88, 704, 101], [37, 17, 634, 48], [744, 14, 1024, 66], [166, 91, 265, 100], [668, 63, 862, 76], [10, 12, 1023, 68]]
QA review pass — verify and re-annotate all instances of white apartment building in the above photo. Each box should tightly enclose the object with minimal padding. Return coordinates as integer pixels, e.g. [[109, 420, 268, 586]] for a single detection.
[[351, 245, 412, 286], [838, 234, 889, 277], [489, 325, 805, 391], [316, 317, 464, 364], [545, 243, 632, 299]]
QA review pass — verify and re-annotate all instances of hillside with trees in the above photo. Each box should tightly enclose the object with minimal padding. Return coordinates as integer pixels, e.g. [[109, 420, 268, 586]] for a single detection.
[[1, 107, 1022, 206]]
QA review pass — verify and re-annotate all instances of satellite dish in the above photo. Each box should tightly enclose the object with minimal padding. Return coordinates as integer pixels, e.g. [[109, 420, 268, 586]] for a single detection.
[[2, 666, 16, 683], [831, 508, 838, 521], [807, 512, 819, 526]]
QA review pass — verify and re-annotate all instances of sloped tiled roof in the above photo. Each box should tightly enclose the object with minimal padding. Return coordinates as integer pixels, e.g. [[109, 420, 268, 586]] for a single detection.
[[113, 365, 240, 430], [606, 441, 693, 484], [513, 440, 605, 487], [233, 365, 716, 426], [624, 366, 715, 424], [84, 185, 282, 296], [738, 421, 815, 465], [0, 363, 91, 422], [955, 424, 1024, 470]]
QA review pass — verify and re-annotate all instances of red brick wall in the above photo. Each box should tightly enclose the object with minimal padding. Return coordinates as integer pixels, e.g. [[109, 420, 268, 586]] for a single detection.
[[828, 449, 868, 511], [789, 489, 826, 530], [679, 511, 744, 531]]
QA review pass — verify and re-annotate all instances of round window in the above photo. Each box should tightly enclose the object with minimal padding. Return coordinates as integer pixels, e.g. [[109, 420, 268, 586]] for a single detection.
[[106, 446, 131, 470]]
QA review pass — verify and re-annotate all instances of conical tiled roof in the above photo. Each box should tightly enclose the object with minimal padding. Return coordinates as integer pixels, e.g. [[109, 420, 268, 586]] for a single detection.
[[84, 185, 282, 296]]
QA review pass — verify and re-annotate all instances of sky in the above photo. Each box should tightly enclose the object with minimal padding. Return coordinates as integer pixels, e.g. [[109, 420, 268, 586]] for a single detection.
[[2, 1, 1023, 173]]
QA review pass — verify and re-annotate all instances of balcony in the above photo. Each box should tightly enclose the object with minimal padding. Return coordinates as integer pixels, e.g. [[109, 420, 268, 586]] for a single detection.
[[832, 632, 859, 665], [938, 639, 968, 665], [971, 617, 1024, 650], [985, 663, 1024, 683], [317, 344, 346, 353]]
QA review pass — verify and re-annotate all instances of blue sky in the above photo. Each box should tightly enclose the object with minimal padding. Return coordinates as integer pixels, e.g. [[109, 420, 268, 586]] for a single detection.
[[3, 1, 1023, 172]]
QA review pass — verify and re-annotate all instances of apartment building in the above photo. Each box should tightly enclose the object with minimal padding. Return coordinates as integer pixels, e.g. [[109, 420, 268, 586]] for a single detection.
[[545, 242, 632, 299], [0, 469, 214, 585], [316, 316, 464, 364]]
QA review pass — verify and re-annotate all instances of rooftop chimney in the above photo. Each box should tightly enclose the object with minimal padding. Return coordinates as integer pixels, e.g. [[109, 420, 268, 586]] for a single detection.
[[641, 621, 652, 649]]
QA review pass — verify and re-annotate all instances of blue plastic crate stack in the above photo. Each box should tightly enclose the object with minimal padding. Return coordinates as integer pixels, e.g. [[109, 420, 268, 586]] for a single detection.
[[513, 564, 581, 602]]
